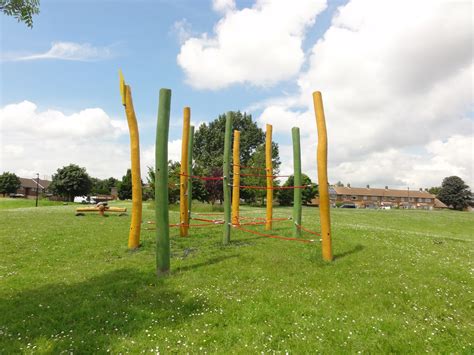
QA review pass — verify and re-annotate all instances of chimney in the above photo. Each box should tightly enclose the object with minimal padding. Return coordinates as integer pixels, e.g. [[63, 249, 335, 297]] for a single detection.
[[347, 183, 351, 188], [366, 184, 370, 189], [385, 186, 388, 190]]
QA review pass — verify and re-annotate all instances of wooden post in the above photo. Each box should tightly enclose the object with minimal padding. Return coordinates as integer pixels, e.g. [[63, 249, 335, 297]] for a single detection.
[[187, 126, 194, 221], [156, 88, 172, 276], [223, 112, 233, 245], [265, 124, 273, 231], [180, 107, 190, 237], [119, 71, 142, 250], [231, 130, 241, 226], [292, 127, 302, 238], [313, 91, 333, 261]]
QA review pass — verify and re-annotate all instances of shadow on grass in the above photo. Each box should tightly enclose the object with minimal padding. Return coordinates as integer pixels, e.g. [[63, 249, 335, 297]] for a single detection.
[[0, 268, 208, 353], [334, 244, 364, 260], [174, 254, 239, 273]]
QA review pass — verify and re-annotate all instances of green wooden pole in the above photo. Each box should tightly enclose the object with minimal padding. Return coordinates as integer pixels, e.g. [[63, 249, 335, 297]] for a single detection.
[[223, 112, 233, 245], [156, 88, 172, 276], [187, 125, 194, 221], [292, 127, 302, 238]]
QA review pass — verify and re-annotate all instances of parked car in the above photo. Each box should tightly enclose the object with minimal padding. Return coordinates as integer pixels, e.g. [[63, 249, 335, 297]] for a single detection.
[[340, 203, 356, 208], [74, 196, 97, 204], [9, 193, 25, 198]]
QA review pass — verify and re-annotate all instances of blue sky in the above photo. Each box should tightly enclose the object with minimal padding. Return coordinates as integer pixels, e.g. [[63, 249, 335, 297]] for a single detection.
[[1, 0, 345, 147], [1, 0, 472, 189]]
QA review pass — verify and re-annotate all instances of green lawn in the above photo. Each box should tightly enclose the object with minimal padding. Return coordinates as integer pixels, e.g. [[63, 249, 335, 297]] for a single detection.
[[0, 200, 472, 353], [0, 197, 65, 209]]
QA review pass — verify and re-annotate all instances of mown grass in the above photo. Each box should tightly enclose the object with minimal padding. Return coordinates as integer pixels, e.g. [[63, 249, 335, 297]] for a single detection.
[[0, 200, 472, 353], [0, 197, 65, 209]]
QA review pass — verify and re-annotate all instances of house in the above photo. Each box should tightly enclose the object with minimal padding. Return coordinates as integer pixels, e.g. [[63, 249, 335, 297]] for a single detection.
[[332, 184, 437, 210], [16, 178, 51, 199]]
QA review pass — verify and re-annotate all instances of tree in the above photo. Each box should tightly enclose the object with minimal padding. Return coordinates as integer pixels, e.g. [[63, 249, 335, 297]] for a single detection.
[[91, 177, 118, 195], [1, 0, 40, 28], [50, 164, 92, 201], [193, 111, 266, 170], [0, 171, 21, 196], [117, 169, 132, 200], [278, 174, 318, 206], [239, 143, 281, 205], [427, 186, 441, 196], [438, 176, 471, 211], [205, 167, 224, 205]]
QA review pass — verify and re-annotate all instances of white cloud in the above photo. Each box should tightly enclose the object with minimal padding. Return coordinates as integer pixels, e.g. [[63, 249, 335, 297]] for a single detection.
[[0, 101, 188, 182], [177, 0, 327, 89], [0, 101, 130, 179], [12, 42, 114, 61], [212, 0, 236, 14], [171, 19, 193, 44], [257, 0, 473, 189]]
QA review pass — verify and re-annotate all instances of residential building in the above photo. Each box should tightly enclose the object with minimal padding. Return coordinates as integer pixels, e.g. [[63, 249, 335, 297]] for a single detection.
[[16, 178, 51, 199], [332, 184, 438, 210]]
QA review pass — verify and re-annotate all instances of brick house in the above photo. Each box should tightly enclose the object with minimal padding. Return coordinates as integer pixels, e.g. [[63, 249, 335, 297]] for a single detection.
[[16, 178, 51, 199], [332, 184, 440, 210]]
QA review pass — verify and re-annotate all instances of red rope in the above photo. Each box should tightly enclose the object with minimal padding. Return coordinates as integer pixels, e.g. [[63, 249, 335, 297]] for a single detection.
[[192, 217, 224, 223], [238, 173, 291, 178], [296, 224, 321, 236], [239, 185, 311, 190], [236, 217, 290, 226], [179, 173, 223, 181], [170, 222, 224, 228], [236, 226, 314, 243]]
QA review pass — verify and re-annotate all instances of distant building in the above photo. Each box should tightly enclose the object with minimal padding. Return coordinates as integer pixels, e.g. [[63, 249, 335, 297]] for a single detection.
[[332, 184, 438, 210], [16, 178, 51, 199]]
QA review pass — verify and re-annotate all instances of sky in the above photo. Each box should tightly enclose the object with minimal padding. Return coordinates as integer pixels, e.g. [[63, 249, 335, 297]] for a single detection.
[[0, 0, 473, 190]]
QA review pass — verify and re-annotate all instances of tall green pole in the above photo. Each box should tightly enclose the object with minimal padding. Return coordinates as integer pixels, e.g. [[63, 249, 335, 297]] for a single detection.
[[156, 88, 172, 276], [187, 126, 194, 221], [292, 127, 302, 238], [223, 112, 233, 245]]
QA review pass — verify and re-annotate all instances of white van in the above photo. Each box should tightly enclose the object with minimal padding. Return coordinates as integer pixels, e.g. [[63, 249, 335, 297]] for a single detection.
[[74, 196, 97, 204]]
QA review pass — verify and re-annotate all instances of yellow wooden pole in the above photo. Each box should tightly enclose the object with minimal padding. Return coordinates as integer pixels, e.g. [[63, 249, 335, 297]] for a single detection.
[[119, 70, 142, 249], [313, 91, 333, 261], [232, 130, 241, 226], [180, 107, 190, 237], [265, 124, 273, 231]]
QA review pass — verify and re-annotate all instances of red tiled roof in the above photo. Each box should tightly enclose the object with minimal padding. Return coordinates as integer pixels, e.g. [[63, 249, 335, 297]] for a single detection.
[[19, 177, 51, 189]]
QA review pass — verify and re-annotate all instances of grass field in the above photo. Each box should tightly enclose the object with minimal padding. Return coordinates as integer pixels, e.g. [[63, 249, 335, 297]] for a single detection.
[[0, 198, 473, 353]]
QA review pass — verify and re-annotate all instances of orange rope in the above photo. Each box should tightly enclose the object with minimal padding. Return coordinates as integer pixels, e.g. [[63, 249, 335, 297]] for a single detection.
[[240, 185, 311, 190], [192, 217, 224, 223], [170, 222, 224, 228], [296, 224, 322, 236]]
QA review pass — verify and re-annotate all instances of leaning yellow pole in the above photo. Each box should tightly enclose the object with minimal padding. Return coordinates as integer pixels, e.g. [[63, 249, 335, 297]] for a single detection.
[[231, 130, 241, 226], [265, 124, 273, 231], [119, 70, 142, 250], [180, 107, 190, 237], [313, 91, 333, 261]]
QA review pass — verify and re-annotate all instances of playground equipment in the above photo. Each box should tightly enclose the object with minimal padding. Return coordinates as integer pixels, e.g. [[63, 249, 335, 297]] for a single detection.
[[119, 71, 143, 250], [155, 89, 172, 275], [143, 87, 333, 275], [75, 205, 127, 217], [313, 92, 332, 261]]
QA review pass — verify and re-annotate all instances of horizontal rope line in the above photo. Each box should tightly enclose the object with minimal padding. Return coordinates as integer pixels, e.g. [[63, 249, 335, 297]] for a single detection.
[[178, 173, 223, 181], [239, 185, 312, 190], [295, 223, 321, 236], [237, 173, 291, 178]]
